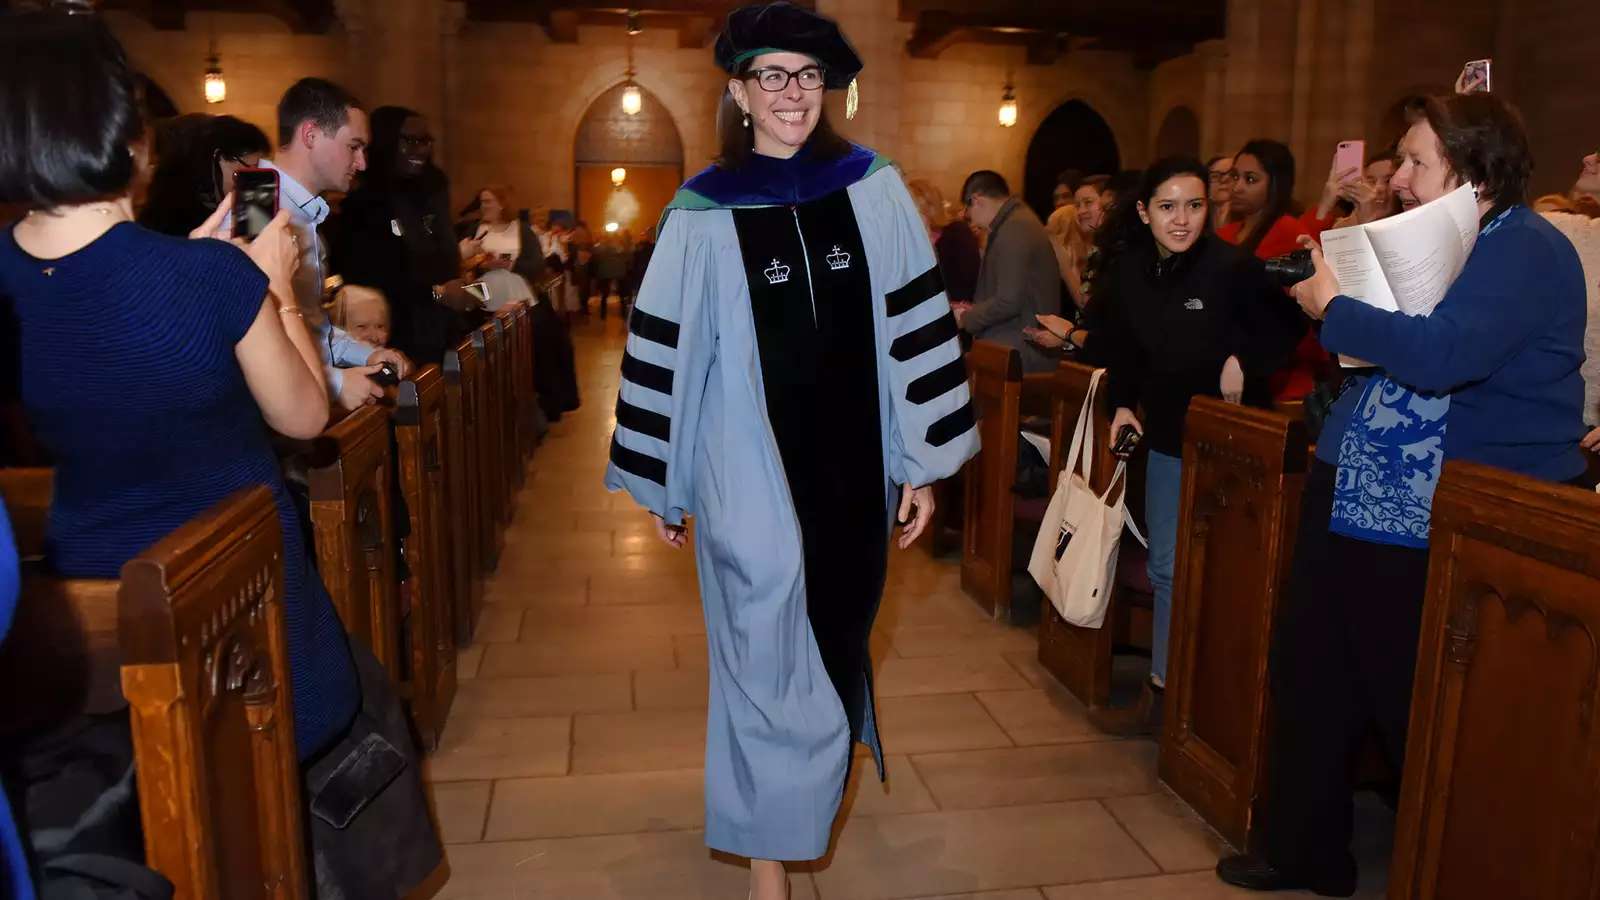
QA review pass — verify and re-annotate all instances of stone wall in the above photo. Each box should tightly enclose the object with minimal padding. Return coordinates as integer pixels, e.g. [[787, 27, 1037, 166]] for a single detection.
[[103, 0, 1594, 215]]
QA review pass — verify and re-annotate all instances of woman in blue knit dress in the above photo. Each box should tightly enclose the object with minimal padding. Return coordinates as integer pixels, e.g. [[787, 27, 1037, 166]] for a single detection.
[[1216, 93, 1590, 896], [0, 11, 438, 897]]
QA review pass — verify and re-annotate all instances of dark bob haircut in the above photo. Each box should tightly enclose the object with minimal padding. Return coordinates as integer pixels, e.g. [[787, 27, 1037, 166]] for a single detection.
[[0, 12, 143, 210], [1232, 138, 1298, 255], [715, 56, 851, 170], [1420, 92, 1532, 207]]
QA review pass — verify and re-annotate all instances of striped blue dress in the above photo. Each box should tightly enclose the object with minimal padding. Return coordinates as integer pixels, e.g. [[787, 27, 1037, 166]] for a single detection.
[[0, 222, 358, 759]]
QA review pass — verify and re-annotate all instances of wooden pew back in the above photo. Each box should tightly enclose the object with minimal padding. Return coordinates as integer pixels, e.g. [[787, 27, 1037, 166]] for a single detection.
[[308, 406, 400, 673], [1034, 361, 1123, 707], [493, 311, 521, 502], [1390, 462, 1600, 900], [0, 466, 51, 559], [961, 340, 1022, 619], [120, 485, 309, 900], [443, 338, 484, 645], [473, 323, 505, 568], [1158, 397, 1307, 850], [393, 366, 458, 747], [511, 302, 537, 461]]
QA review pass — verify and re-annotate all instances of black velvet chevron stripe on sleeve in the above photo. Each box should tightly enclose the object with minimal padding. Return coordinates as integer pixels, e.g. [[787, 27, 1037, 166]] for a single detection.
[[621, 351, 674, 395], [614, 397, 671, 442], [924, 399, 976, 447], [889, 311, 959, 362], [906, 358, 967, 405], [610, 435, 668, 485], [628, 309, 681, 349], [885, 265, 944, 317]]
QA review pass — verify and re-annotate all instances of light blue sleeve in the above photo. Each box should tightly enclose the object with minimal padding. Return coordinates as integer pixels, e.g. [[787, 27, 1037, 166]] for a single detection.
[[853, 167, 980, 487], [325, 322, 377, 368], [603, 212, 716, 526]]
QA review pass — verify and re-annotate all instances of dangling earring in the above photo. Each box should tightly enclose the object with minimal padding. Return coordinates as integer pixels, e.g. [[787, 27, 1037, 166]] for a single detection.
[[743, 112, 751, 128]]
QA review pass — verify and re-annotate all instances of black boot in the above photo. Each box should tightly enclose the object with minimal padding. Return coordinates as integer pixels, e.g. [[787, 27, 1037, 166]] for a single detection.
[[1087, 680, 1164, 737], [1215, 853, 1357, 897]]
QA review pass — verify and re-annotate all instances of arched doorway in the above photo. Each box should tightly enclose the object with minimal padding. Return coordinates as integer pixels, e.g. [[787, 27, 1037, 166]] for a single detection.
[[572, 83, 684, 239], [1153, 106, 1199, 159], [1023, 99, 1120, 222]]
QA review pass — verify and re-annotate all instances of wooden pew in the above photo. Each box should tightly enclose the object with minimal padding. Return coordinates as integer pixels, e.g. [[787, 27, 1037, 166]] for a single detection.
[[0, 481, 311, 899], [1034, 361, 1152, 709], [511, 301, 538, 461], [961, 340, 1022, 620], [121, 485, 310, 899], [392, 366, 458, 747], [443, 337, 484, 646], [307, 406, 401, 674], [0, 465, 51, 558], [473, 322, 505, 568], [1389, 461, 1600, 900], [1157, 397, 1308, 850], [492, 311, 521, 502]]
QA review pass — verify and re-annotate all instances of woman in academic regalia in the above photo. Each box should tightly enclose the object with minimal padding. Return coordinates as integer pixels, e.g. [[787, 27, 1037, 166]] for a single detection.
[[603, 4, 979, 897]]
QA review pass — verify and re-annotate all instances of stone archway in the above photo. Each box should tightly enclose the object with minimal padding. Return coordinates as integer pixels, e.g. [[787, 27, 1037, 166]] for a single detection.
[[1022, 99, 1120, 223], [1153, 105, 1200, 160], [572, 83, 685, 238]]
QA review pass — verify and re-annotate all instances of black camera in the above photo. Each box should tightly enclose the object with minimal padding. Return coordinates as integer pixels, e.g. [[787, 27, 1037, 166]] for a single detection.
[[1264, 248, 1316, 287], [371, 361, 401, 387], [1112, 424, 1142, 458]]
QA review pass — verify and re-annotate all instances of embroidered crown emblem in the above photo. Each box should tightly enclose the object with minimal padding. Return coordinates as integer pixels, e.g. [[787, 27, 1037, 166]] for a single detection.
[[764, 258, 791, 285], [826, 245, 852, 271]]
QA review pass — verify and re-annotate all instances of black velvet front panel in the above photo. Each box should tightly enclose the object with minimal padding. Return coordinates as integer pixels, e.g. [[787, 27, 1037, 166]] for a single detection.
[[733, 190, 888, 749]]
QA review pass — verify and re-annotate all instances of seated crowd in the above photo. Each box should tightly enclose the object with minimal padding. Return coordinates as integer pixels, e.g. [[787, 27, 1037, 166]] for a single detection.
[[1, 5, 1598, 900]]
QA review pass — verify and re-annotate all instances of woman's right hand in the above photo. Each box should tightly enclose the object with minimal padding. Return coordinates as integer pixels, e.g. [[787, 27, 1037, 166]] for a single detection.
[[190, 193, 234, 241], [1111, 407, 1142, 439], [651, 513, 688, 549], [244, 210, 301, 301]]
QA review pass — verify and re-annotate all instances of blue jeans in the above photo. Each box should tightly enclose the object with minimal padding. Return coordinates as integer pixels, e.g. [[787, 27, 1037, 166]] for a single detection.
[[1144, 450, 1184, 686]]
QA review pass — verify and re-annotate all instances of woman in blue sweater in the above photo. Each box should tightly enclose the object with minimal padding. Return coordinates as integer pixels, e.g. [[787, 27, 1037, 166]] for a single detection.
[[1217, 93, 1588, 895]]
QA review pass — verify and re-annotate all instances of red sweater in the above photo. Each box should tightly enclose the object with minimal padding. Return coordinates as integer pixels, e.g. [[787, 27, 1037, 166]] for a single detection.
[[1218, 211, 1335, 400]]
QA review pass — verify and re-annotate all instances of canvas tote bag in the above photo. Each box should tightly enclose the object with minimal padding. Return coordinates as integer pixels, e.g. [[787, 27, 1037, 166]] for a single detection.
[[1027, 368, 1145, 628]]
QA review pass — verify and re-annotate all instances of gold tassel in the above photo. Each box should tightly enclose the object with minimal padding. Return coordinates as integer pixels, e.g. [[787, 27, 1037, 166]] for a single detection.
[[846, 77, 859, 121]]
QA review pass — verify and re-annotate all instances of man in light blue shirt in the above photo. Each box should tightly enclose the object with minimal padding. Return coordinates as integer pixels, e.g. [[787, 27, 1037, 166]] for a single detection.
[[267, 78, 409, 410]]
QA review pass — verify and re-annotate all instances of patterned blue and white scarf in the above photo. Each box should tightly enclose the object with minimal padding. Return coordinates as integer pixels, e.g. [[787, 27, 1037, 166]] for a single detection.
[[1329, 378, 1449, 548]]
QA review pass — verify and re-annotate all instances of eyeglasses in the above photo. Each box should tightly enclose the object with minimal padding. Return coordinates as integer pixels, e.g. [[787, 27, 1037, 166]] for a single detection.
[[743, 66, 826, 93], [1209, 171, 1238, 184]]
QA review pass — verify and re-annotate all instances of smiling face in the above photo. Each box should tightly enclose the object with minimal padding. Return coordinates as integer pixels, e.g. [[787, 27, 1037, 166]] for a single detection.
[[1391, 121, 1459, 210], [396, 115, 434, 178], [1073, 185, 1104, 234], [728, 51, 824, 159], [1364, 157, 1396, 210], [339, 288, 390, 347], [1138, 174, 1207, 257], [1229, 153, 1270, 216]]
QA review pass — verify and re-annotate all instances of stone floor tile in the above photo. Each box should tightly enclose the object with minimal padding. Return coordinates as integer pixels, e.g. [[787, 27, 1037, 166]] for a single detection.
[[484, 769, 704, 840], [901, 892, 1045, 900], [456, 645, 484, 681], [808, 802, 1158, 899], [1001, 651, 1056, 689], [672, 633, 710, 668], [520, 602, 706, 636], [452, 674, 632, 718], [502, 528, 617, 560], [875, 694, 1014, 755], [842, 755, 940, 818], [428, 716, 571, 781], [428, 780, 491, 844], [590, 571, 701, 606], [875, 653, 1031, 697], [480, 569, 588, 607], [974, 689, 1109, 746], [1101, 793, 1230, 873], [889, 623, 1039, 659], [435, 830, 751, 900], [473, 605, 524, 643], [1040, 872, 1274, 898], [911, 742, 1159, 810], [634, 668, 708, 711], [478, 629, 676, 677], [572, 709, 707, 774]]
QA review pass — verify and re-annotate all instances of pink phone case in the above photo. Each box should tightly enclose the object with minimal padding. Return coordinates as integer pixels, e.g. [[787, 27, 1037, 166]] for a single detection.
[[1334, 141, 1365, 182]]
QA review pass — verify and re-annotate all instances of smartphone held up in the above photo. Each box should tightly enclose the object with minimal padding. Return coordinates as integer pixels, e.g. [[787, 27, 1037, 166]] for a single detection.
[[1456, 59, 1491, 94], [233, 167, 279, 242]]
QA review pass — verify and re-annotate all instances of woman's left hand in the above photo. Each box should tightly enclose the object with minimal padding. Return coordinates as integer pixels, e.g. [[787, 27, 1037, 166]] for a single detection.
[[896, 484, 936, 550], [1581, 426, 1600, 453], [1289, 235, 1340, 321], [1220, 355, 1244, 404]]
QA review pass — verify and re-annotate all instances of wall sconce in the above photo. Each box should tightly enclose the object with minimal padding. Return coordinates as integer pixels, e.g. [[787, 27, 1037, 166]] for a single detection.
[[997, 84, 1018, 128], [620, 12, 642, 116], [204, 54, 226, 105], [611, 167, 627, 187]]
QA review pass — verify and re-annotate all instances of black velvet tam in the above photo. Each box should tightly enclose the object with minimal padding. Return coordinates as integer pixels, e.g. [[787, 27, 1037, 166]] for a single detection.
[[714, 1, 863, 90]]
